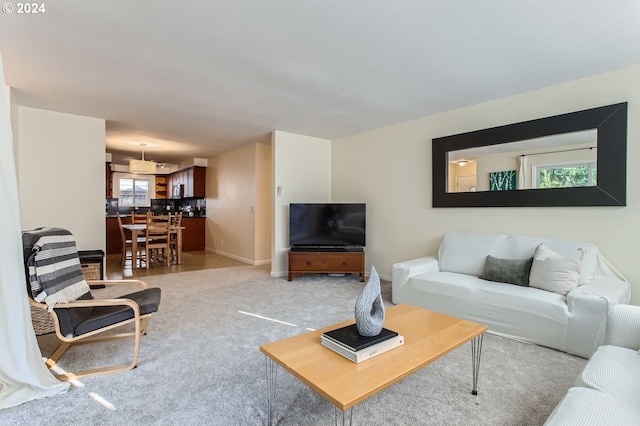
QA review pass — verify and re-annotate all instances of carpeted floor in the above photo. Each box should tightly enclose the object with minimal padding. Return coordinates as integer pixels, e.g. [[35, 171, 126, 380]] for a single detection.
[[4, 265, 586, 425]]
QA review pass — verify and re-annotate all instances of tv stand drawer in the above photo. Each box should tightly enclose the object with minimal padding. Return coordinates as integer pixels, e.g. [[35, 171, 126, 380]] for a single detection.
[[288, 251, 365, 282]]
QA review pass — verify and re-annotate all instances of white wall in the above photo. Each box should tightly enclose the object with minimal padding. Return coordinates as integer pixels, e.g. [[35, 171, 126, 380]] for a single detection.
[[207, 144, 258, 263], [7, 87, 19, 175], [255, 143, 272, 263], [206, 142, 272, 264], [332, 64, 640, 304], [16, 107, 106, 251], [272, 131, 331, 276]]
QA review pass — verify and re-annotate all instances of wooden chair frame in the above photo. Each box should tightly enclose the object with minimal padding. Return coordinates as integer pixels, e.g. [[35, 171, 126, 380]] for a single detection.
[[145, 213, 171, 268], [29, 279, 153, 381], [169, 212, 183, 263], [131, 213, 148, 224], [116, 212, 146, 267]]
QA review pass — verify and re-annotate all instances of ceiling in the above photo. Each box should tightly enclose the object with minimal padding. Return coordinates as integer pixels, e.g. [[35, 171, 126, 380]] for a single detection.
[[1, 1, 639, 165]]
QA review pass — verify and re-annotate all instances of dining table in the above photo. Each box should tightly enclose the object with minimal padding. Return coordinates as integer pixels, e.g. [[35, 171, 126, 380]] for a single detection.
[[122, 223, 185, 269]]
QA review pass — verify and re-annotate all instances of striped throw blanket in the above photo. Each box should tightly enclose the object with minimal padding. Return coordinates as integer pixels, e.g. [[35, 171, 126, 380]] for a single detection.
[[22, 227, 90, 311]]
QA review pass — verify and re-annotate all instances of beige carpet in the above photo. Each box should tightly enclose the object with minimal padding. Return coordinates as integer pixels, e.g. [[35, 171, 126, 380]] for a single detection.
[[3, 265, 586, 425]]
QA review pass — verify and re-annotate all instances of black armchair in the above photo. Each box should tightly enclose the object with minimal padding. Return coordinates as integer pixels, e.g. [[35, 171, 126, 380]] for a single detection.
[[23, 227, 161, 381]]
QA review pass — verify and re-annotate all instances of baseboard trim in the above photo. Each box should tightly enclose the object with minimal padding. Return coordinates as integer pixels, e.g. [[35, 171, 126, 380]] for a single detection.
[[205, 247, 271, 266]]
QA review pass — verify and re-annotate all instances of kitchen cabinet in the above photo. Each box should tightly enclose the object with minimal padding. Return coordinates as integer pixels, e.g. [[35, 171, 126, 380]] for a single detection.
[[106, 217, 121, 255], [177, 169, 187, 196], [166, 174, 173, 196], [184, 168, 194, 197], [106, 162, 113, 197], [192, 166, 206, 197], [170, 166, 206, 198], [169, 169, 182, 198], [181, 217, 205, 251]]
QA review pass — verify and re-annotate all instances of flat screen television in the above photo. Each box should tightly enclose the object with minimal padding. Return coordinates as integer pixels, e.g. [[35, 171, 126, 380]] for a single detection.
[[289, 203, 366, 250]]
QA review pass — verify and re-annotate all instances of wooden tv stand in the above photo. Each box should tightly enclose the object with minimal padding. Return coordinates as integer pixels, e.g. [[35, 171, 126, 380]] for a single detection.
[[288, 250, 365, 282]]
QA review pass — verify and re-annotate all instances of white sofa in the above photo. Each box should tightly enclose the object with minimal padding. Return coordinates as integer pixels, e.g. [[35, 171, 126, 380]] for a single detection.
[[392, 232, 630, 358], [545, 304, 640, 425]]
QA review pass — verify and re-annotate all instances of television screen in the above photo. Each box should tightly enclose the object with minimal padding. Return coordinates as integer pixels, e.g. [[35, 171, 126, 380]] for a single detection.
[[289, 203, 366, 248]]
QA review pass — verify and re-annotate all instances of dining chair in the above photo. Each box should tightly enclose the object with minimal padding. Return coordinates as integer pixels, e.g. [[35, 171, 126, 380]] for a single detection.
[[145, 213, 171, 268], [117, 212, 146, 267], [169, 212, 183, 262], [132, 213, 148, 224]]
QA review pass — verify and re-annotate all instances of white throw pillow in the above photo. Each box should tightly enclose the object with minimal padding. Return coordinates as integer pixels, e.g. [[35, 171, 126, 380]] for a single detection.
[[529, 244, 585, 295]]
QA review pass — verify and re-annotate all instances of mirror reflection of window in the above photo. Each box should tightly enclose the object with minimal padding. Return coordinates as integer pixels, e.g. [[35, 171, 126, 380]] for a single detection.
[[535, 162, 597, 189], [446, 129, 597, 193]]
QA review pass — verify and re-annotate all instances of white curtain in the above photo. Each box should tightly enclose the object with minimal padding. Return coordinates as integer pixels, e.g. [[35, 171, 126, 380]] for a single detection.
[[518, 155, 528, 190], [0, 52, 69, 409]]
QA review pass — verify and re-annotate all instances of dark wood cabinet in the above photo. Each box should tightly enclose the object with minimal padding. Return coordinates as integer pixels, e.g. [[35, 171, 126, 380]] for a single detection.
[[192, 166, 206, 197], [167, 174, 173, 196], [181, 217, 205, 251], [106, 162, 113, 197], [169, 170, 181, 198], [288, 251, 365, 281], [184, 168, 194, 197], [106, 217, 121, 255], [169, 166, 205, 198]]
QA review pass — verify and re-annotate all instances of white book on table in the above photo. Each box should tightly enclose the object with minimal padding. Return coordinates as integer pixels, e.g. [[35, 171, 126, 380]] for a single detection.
[[321, 334, 404, 363]]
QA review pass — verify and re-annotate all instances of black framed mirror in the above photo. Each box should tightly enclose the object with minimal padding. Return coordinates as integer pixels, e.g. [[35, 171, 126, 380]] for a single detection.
[[432, 102, 627, 207]]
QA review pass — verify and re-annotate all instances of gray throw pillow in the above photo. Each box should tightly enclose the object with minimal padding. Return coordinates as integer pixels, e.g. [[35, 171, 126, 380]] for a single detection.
[[479, 255, 534, 286]]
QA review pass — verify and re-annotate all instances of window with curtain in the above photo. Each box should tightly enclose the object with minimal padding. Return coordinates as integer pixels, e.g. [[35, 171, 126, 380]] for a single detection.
[[534, 161, 597, 189], [119, 178, 150, 206]]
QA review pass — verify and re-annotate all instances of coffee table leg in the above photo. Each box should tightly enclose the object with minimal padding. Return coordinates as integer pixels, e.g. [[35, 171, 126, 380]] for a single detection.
[[265, 356, 278, 426], [334, 406, 353, 426], [470, 333, 484, 395]]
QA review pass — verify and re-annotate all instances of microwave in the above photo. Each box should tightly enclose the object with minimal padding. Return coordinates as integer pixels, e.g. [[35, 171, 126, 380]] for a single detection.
[[172, 184, 184, 199]]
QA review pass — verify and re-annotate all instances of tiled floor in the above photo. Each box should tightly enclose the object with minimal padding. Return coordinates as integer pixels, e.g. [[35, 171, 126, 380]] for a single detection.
[[105, 250, 251, 280]]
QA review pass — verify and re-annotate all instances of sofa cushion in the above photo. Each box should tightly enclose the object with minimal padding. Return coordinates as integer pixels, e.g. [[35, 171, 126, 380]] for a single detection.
[[479, 255, 533, 286], [544, 387, 640, 426], [529, 244, 584, 295], [403, 271, 568, 351], [438, 232, 598, 284], [439, 233, 509, 276], [500, 235, 598, 284], [575, 345, 640, 407]]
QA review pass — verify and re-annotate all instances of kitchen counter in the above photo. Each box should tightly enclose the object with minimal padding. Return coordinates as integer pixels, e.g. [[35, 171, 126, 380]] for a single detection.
[[106, 213, 206, 218]]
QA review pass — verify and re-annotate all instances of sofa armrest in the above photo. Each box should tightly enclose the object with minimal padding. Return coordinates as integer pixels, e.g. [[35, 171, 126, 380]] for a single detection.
[[392, 256, 439, 303], [392, 256, 439, 282], [564, 277, 630, 357], [605, 304, 640, 350], [567, 277, 630, 311]]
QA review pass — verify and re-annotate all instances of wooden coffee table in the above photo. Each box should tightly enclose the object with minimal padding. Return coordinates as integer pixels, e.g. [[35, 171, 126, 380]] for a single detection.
[[260, 304, 488, 425]]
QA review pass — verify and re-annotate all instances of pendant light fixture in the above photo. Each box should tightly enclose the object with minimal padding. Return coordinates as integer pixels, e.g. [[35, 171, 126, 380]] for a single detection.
[[129, 143, 157, 174]]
